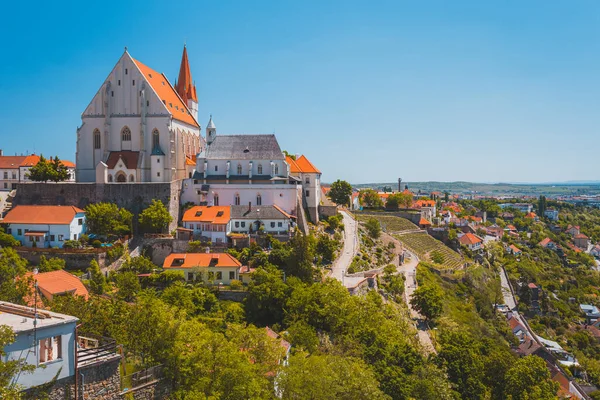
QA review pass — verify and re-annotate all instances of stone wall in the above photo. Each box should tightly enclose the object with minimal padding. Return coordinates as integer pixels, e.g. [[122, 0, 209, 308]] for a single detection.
[[142, 238, 190, 265], [16, 247, 107, 269], [319, 204, 338, 219], [14, 181, 181, 233], [355, 210, 422, 225], [121, 381, 170, 400]]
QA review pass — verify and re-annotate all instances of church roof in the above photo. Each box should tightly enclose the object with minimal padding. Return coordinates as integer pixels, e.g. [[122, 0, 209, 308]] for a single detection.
[[106, 151, 140, 169], [201, 135, 284, 160], [132, 58, 199, 128], [207, 115, 216, 129], [175, 45, 197, 104]]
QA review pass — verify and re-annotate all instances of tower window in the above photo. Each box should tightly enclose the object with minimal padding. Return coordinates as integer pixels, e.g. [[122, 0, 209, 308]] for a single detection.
[[215, 165, 218, 172], [121, 126, 131, 141], [118, 80, 121, 86], [125, 68, 128, 75], [146, 100, 149, 107], [93, 129, 101, 149], [132, 80, 135, 86], [234, 194, 240, 205], [256, 194, 262, 206], [274, 164, 279, 175], [152, 129, 160, 149]]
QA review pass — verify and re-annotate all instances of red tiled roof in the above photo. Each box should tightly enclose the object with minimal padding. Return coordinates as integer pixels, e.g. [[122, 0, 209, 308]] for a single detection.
[[185, 156, 195, 166], [29, 270, 89, 300], [175, 46, 197, 103], [528, 283, 538, 289], [539, 238, 553, 247], [3, 205, 84, 225], [133, 58, 199, 128], [419, 217, 432, 226], [459, 233, 483, 245], [182, 206, 230, 224], [414, 199, 436, 208], [575, 233, 589, 239], [509, 244, 521, 253], [0, 155, 27, 169], [525, 212, 537, 218], [286, 155, 320, 174], [163, 253, 242, 269], [106, 151, 140, 169]]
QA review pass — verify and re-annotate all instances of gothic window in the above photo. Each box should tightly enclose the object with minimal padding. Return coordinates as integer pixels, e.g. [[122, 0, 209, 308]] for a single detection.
[[234, 193, 240, 206], [152, 129, 160, 149], [257, 164, 263, 174], [121, 127, 131, 141], [274, 164, 279, 175], [237, 164, 242, 175], [93, 129, 101, 149], [256, 193, 262, 206], [214, 193, 219, 206], [129, 175, 135, 182]]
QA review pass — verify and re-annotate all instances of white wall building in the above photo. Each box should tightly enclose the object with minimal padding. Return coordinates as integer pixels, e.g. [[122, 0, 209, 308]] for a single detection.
[[286, 155, 322, 223], [230, 204, 293, 235], [0, 153, 75, 190], [3, 205, 86, 248], [181, 205, 231, 244], [76, 46, 202, 183]]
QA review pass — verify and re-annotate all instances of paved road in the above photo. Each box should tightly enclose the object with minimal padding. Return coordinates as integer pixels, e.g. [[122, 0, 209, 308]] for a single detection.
[[330, 210, 364, 288]]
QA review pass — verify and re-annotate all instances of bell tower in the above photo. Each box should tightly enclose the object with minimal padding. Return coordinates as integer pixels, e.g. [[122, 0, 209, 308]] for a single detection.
[[175, 45, 198, 121]]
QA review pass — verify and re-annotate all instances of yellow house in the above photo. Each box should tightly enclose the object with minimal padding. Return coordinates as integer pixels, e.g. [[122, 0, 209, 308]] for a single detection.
[[163, 253, 242, 284]]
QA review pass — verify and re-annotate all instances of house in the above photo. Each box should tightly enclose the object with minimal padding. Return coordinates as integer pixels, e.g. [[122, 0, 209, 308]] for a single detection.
[[230, 204, 293, 236], [508, 316, 528, 343], [566, 225, 581, 237], [566, 242, 583, 253], [499, 212, 515, 221], [458, 232, 484, 251], [418, 217, 432, 229], [524, 212, 538, 221], [181, 205, 231, 244], [28, 270, 89, 305], [0, 152, 75, 190], [539, 238, 557, 250], [3, 205, 86, 248], [591, 244, 600, 258], [486, 225, 504, 238], [579, 304, 600, 322], [163, 253, 243, 284], [544, 209, 559, 221], [506, 224, 517, 232], [499, 203, 533, 213], [508, 244, 522, 255], [574, 233, 590, 249], [286, 155, 322, 223], [0, 301, 78, 389], [239, 265, 256, 285]]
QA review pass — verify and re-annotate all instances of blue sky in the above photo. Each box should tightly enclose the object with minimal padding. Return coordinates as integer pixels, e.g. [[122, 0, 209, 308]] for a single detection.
[[1, 0, 598, 183]]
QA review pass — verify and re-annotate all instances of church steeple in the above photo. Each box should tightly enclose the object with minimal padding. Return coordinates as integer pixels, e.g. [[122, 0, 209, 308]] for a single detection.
[[175, 45, 198, 120]]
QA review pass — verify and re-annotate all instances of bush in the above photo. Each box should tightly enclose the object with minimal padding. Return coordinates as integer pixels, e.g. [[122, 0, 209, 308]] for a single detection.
[[62, 240, 80, 249], [365, 218, 381, 239], [230, 280, 243, 290], [92, 240, 102, 248]]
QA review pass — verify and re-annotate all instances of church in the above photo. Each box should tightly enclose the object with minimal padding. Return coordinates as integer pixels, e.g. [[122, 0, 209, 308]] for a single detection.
[[76, 47, 203, 183]]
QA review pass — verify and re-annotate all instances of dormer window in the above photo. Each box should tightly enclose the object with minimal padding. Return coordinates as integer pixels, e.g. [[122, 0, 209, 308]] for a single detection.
[[149, 73, 153, 78], [217, 211, 224, 217], [173, 258, 185, 265], [195, 211, 203, 217], [243, 147, 250, 153]]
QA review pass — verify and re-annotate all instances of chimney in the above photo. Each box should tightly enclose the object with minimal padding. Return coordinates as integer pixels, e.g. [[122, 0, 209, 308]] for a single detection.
[[248, 201, 252, 213], [398, 178, 402, 192], [0, 149, 3, 156]]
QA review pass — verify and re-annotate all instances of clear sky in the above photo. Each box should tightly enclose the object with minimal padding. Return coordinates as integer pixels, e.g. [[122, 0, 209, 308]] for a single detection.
[[1, 0, 598, 183]]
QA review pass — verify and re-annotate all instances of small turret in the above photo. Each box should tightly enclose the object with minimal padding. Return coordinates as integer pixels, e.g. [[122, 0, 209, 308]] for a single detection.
[[206, 115, 216, 145]]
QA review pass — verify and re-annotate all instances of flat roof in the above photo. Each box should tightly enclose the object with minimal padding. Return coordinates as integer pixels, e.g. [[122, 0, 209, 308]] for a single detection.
[[0, 301, 78, 333]]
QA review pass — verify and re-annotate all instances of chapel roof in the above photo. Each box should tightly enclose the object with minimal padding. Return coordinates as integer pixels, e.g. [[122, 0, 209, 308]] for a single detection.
[[106, 151, 140, 169], [200, 135, 284, 160]]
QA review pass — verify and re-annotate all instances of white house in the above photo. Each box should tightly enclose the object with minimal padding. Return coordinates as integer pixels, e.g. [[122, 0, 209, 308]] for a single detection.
[[544, 209, 559, 221], [163, 253, 243, 284], [0, 301, 79, 389], [181, 205, 231, 244], [76, 46, 202, 183], [3, 205, 86, 248], [499, 203, 533, 213], [230, 204, 293, 235], [458, 232, 484, 251], [286, 155, 322, 223], [0, 153, 75, 190]]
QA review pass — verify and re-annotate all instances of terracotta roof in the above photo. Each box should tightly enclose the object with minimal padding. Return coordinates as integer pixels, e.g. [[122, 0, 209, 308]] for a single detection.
[[132, 58, 199, 128], [0, 155, 27, 169], [414, 199, 436, 208], [419, 217, 432, 226], [3, 205, 84, 225], [30, 270, 89, 300], [575, 233, 589, 239], [459, 233, 483, 245], [163, 253, 242, 269], [106, 151, 140, 169], [507, 225, 517, 231], [525, 212, 537, 218], [175, 46, 197, 103], [286, 155, 320, 174], [508, 316, 524, 331], [185, 156, 195, 166], [182, 206, 230, 224], [539, 238, 553, 247], [528, 283, 538, 289], [509, 244, 521, 253], [567, 243, 582, 253], [266, 326, 291, 352]]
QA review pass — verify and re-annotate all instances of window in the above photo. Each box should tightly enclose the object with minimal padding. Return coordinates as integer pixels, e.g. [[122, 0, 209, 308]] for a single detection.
[[237, 164, 242, 175], [270, 222, 275, 228], [152, 129, 160, 149], [111, 91, 114, 97], [93, 128, 102, 149], [241, 222, 246, 228], [257, 164, 263, 174], [216, 272, 222, 280], [274, 164, 279, 175], [121, 127, 131, 141], [305, 190, 310, 197], [78, 219, 83, 225], [234, 194, 240, 206], [108, 174, 113, 182], [278, 222, 283, 227], [17, 229, 22, 236], [146, 100, 149, 107], [214, 194, 219, 206], [129, 175, 134, 182], [187, 272, 194, 282], [58, 235, 64, 241], [157, 159, 160, 163], [50, 234, 55, 241], [214, 165, 218, 172], [229, 271, 235, 280], [73, 234, 77, 241], [29, 236, 34, 242], [118, 79, 121, 86], [256, 194, 262, 206], [235, 221, 240, 228], [6, 228, 10, 234], [305, 177, 310, 184], [3, 172, 7, 179], [157, 172, 160, 177], [3, 183, 6, 189], [39, 336, 62, 364], [132, 80, 135, 86], [11, 172, 15, 179]]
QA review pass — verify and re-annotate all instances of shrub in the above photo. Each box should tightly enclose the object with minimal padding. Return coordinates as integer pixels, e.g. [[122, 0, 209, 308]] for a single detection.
[[230, 280, 243, 290], [92, 240, 102, 248]]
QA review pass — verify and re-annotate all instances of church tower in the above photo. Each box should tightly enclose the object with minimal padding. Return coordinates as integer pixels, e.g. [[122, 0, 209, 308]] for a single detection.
[[175, 45, 198, 121], [206, 115, 216, 145]]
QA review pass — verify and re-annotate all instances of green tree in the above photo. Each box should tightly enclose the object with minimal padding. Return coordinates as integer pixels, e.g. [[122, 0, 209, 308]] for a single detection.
[[538, 195, 547, 218], [328, 180, 353, 206], [84, 202, 133, 236], [365, 218, 382, 239], [25, 154, 51, 182], [285, 231, 316, 282], [48, 156, 70, 182], [503, 356, 558, 400], [139, 199, 173, 233], [431, 251, 445, 264], [121, 256, 156, 274], [245, 266, 288, 326], [0, 325, 34, 398], [37, 256, 65, 272], [0, 228, 19, 248], [87, 259, 108, 295], [386, 192, 413, 209], [316, 234, 338, 264], [360, 189, 384, 208], [410, 284, 444, 321], [0, 248, 30, 304], [114, 271, 141, 302]]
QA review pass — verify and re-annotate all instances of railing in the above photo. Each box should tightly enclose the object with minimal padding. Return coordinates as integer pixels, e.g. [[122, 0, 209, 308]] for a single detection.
[[121, 365, 163, 392], [77, 336, 119, 367]]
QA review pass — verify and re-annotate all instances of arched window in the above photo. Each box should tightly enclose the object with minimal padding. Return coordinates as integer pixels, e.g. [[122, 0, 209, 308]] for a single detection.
[[121, 127, 131, 141], [274, 164, 279, 175], [237, 164, 242, 175], [152, 129, 159, 149], [107, 174, 113, 182], [234, 193, 240, 206], [93, 129, 101, 149], [257, 164, 263, 174], [256, 193, 262, 206], [214, 193, 219, 206], [129, 175, 135, 182]]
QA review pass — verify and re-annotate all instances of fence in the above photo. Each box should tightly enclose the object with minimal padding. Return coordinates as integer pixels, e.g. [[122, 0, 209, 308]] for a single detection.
[[77, 336, 119, 367], [121, 365, 163, 392]]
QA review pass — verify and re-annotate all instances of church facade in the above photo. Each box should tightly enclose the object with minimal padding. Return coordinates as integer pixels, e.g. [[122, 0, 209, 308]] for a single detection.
[[76, 47, 202, 183]]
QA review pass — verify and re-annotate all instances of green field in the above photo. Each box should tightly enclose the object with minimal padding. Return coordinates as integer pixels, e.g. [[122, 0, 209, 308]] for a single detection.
[[356, 214, 418, 232], [394, 232, 463, 269]]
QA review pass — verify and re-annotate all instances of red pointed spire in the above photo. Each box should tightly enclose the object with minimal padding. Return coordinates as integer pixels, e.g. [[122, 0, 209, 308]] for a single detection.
[[175, 45, 197, 103]]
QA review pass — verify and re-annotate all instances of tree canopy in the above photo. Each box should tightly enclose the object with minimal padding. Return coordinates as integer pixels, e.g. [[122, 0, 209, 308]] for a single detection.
[[85, 202, 133, 236], [25, 155, 70, 183], [139, 200, 173, 233], [328, 180, 353, 206], [360, 189, 384, 208]]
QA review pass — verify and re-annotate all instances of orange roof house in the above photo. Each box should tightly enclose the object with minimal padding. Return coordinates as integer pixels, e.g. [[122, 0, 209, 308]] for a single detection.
[[509, 244, 522, 255], [286, 155, 321, 174], [413, 199, 436, 208], [27, 270, 89, 305], [3, 205, 85, 225], [418, 217, 432, 228], [163, 253, 244, 284], [459, 233, 483, 246], [182, 206, 230, 224]]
